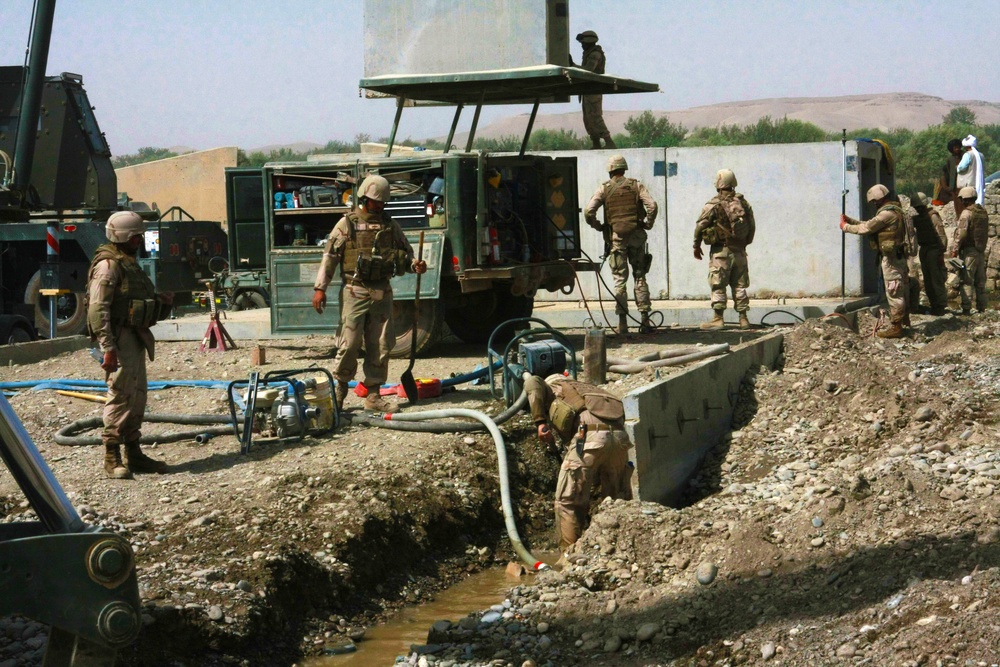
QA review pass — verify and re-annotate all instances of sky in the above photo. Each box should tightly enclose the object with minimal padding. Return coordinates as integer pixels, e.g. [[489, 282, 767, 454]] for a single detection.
[[2, 0, 999, 156]]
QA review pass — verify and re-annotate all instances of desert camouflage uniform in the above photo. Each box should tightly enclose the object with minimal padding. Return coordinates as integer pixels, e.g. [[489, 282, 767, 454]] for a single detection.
[[842, 204, 909, 324], [579, 44, 610, 146], [314, 209, 414, 391], [584, 176, 658, 315], [524, 375, 633, 551], [913, 205, 949, 313], [87, 245, 165, 470], [953, 203, 989, 312], [694, 191, 756, 314]]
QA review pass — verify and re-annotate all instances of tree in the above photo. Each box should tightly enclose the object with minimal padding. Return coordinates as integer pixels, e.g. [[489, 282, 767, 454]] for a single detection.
[[943, 106, 977, 125], [622, 111, 687, 148], [112, 146, 178, 168]]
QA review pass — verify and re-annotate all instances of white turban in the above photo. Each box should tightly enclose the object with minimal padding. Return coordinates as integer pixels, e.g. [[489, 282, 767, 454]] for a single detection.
[[962, 135, 978, 148]]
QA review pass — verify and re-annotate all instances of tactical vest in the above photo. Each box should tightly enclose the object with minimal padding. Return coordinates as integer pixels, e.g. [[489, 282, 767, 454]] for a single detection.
[[340, 212, 409, 282], [912, 209, 943, 249], [86, 243, 159, 335], [604, 177, 641, 235], [548, 379, 625, 442], [583, 45, 606, 74], [963, 204, 990, 253], [700, 193, 750, 248], [868, 204, 905, 256]]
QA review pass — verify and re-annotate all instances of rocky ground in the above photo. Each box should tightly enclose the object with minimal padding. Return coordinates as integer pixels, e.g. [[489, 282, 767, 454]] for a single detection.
[[0, 325, 753, 666], [398, 310, 1000, 667]]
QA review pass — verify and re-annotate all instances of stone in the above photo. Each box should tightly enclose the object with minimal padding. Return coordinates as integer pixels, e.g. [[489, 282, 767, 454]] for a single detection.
[[605, 598, 617, 614], [940, 486, 966, 501], [695, 561, 718, 585], [536, 621, 550, 634], [481, 611, 502, 624], [836, 643, 856, 657], [761, 642, 776, 660], [207, 606, 224, 622], [914, 407, 935, 422], [603, 635, 622, 652], [636, 622, 660, 642]]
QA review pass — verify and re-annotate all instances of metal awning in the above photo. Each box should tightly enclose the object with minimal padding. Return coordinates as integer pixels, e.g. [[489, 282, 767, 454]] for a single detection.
[[359, 65, 659, 105]]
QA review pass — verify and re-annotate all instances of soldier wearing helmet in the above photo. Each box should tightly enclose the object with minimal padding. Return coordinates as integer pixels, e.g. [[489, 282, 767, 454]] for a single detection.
[[312, 174, 427, 412], [86, 210, 173, 479], [523, 373, 633, 554], [693, 169, 756, 330], [839, 184, 911, 338], [951, 186, 989, 315], [583, 154, 658, 333], [570, 30, 616, 149], [910, 192, 949, 316]]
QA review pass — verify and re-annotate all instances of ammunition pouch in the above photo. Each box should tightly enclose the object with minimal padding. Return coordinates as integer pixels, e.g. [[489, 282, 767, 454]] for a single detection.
[[127, 299, 161, 328], [550, 399, 578, 442], [643, 251, 653, 273], [699, 226, 718, 246]]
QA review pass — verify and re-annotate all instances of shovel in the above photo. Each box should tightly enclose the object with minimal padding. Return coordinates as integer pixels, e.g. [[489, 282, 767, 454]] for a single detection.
[[400, 231, 424, 404]]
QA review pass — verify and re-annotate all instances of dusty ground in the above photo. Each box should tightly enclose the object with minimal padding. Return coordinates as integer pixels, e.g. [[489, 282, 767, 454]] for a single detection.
[[0, 324, 755, 666]]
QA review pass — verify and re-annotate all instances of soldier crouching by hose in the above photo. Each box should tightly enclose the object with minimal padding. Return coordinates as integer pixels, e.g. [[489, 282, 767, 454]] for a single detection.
[[312, 175, 427, 413], [87, 211, 173, 479], [584, 154, 658, 334], [524, 374, 633, 556], [840, 184, 910, 338]]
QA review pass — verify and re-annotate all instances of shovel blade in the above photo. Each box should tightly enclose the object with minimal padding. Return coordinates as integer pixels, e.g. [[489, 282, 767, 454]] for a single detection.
[[400, 370, 419, 404]]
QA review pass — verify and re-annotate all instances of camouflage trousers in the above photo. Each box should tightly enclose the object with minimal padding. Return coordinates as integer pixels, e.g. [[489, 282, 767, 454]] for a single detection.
[[609, 229, 651, 315], [880, 253, 910, 324], [554, 419, 633, 551], [919, 246, 948, 312], [103, 327, 147, 446], [907, 258, 922, 310], [708, 245, 750, 313], [959, 247, 988, 312], [331, 283, 394, 389], [582, 94, 609, 141]]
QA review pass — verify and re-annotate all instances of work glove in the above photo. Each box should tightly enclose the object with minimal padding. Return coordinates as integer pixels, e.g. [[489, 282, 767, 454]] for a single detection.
[[693, 245, 703, 261], [537, 423, 554, 445], [412, 259, 427, 274], [641, 219, 654, 231], [839, 215, 848, 231], [312, 289, 327, 314], [101, 348, 119, 374]]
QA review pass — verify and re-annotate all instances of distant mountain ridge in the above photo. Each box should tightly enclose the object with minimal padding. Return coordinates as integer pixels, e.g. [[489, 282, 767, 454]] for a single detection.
[[467, 92, 1000, 141]]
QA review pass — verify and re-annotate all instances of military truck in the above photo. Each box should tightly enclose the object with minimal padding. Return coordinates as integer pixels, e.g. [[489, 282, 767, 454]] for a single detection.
[[0, 20, 227, 340], [230, 66, 657, 356]]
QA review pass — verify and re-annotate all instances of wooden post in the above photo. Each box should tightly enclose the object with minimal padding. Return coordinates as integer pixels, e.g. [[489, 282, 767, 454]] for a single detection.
[[583, 328, 606, 385], [251, 346, 266, 366]]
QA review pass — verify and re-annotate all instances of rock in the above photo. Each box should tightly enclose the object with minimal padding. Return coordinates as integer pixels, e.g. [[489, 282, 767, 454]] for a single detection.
[[521, 661, 537, 667], [605, 598, 617, 614], [836, 643, 857, 657], [761, 642, 776, 660], [603, 635, 622, 652], [960, 429, 973, 440], [811, 517, 824, 528], [207, 606, 224, 622], [823, 379, 839, 392], [811, 537, 825, 547], [636, 622, 659, 642], [695, 561, 718, 585], [431, 620, 452, 633], [481, 611, 502, 624], [940, 486, 967, 501], [536, 622, 549, 634], [236, 580, 252, 592], [914, 407, 935, 422], [347, 627, 366, 642]]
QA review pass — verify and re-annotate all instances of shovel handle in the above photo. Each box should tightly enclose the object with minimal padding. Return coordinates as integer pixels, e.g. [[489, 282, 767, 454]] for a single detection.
[[408, 232, 425, 364]]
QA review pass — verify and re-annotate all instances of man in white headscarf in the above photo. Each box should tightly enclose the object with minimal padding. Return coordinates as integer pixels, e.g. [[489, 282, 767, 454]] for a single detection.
[[957, 135, 985, 206]]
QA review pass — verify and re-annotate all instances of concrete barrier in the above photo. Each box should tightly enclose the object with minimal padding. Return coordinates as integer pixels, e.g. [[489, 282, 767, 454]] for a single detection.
[[0, 336, 91, 367], [623, 330, 785, 507]]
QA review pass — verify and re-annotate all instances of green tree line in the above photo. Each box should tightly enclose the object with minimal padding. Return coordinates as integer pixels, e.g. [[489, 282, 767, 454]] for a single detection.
[[113, 107, 998, 192]]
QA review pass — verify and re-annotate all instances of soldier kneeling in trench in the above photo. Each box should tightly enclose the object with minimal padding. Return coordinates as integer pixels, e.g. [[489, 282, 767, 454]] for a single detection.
[[524, 374, 633, 557]]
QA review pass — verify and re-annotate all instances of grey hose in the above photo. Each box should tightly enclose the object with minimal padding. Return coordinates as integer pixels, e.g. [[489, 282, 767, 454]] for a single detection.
[[384, 407, 549, 571], [606, 343, 730, 374], [55, 413, 235, 446], [350, 389, 528, 432]]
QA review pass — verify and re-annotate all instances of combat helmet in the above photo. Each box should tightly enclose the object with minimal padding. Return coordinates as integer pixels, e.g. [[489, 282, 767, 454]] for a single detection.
[[576, 30, 599, 43], [358, 175, 391, 203], [866, 184, 889, 203], [105, 211, 145, 243], [606, 155, 628, 173], [915, 192, 930, 208], [959, 186, 977, 200], [715, 169, 737, 190]]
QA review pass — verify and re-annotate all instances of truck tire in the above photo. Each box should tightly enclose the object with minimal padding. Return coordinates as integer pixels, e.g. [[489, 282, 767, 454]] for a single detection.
[[0, 315, 37, 345], [231, 290, 268, 311], [389, 299, 442, 358], [445, 290, 533, 346], [25, 271, 88, 338]]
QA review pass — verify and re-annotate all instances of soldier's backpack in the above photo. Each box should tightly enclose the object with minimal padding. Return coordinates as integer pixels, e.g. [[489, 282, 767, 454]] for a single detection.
[[717, 195, 751, 243]]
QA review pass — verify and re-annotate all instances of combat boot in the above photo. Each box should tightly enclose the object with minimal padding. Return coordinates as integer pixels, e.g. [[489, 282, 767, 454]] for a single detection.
[[739, 312, 751, 329], [363, 392, 396, 413], [700, 311, 725, 330], [335, 381, 349, 412], [877, 322, 904, 339], [104, 444, 132, 480], [639, 312, 653, 334], [602, 134, 617, 149], [590, 136, 602, 150], [617, 313, 629, 335], [124, 442, 168, 474], [962, 308, 971, 316]]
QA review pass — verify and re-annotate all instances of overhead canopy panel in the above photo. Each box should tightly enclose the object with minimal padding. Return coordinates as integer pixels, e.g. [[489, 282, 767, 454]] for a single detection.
[[359, 65, 659, 106]]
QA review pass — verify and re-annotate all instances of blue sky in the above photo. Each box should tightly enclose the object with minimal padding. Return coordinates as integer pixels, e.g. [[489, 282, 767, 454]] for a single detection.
[[2, 0, 998, 155]]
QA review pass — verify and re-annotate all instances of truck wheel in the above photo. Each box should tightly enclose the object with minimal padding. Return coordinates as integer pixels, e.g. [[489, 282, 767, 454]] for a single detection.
[[0, 315, 37, 345], [25, 271, 88, 338], [445, 290, 533, 346], [231, 291, 267, 311], [389, 300, 442, 358]]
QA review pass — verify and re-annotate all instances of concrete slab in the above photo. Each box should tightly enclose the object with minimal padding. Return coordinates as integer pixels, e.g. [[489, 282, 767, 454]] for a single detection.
[[623, 330, 785, 507], [153, 297, 865, 342], [0, 336, 91, 367]]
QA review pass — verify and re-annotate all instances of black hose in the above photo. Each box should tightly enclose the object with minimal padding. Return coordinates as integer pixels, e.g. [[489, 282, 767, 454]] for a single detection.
[[55, 413, 236, 447]]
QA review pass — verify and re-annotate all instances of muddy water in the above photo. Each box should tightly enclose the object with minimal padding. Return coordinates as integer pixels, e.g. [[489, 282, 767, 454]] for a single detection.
[[305, 566, 518, 667]]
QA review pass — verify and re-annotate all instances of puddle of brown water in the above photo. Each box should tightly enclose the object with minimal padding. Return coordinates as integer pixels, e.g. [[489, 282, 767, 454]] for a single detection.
[[303, 566, 516, 667]]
